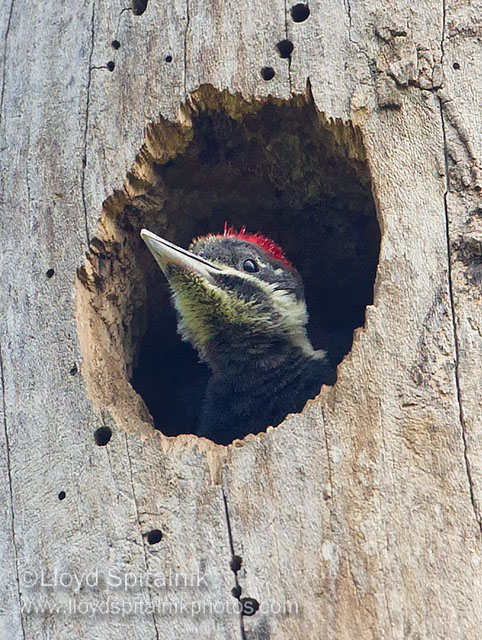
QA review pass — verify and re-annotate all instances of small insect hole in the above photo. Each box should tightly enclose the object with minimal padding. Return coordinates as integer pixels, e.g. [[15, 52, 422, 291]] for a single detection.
[[276, 40, 294, 58], [146, 529, 163, 544], [58, 491, 66, 501], [291, 3, 310, 22], [94, 426, 112, 446], [106, 61, 115, 72], [46, 268, 55, 278], [70, 364, 78, 375], [261, 67, 275, 81], [241, 597, 260, 616], [230, 555, 242, 572], [132, 0, 148, 15]]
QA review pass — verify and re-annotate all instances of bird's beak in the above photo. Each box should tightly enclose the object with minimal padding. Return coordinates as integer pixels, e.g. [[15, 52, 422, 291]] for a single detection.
[[140, 229, 222, 284]]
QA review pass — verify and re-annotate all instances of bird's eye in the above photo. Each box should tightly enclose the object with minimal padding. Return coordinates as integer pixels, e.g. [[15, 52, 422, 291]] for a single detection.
[[242, 259, 259, 273]]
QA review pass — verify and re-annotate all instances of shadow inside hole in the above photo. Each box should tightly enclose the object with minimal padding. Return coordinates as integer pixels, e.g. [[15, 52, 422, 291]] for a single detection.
[[122, 98, 380, 440]]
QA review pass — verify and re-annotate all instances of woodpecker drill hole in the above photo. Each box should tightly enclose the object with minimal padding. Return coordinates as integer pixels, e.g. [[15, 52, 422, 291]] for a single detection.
[[165, 55, 173, 63], [107, 61, 115, 72], [291, 3, 310, 22], [132, 0, 148, 15], [261, 67, 275, 81], [276, 40, 294, 58], [230, 555, 243, 572], [46, 268, 55, 278], [241, 597, 260, 616], [77, 86, 380, 444], [58, 491, 66, 500], [94, 426, 112, 446], [112, 40, 121, 50], [146, 529, 163, 544], [452, 62, 460, 70]]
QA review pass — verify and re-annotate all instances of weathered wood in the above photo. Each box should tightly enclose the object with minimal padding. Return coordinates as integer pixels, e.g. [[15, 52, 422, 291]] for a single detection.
[[0, 0, 481, 639]]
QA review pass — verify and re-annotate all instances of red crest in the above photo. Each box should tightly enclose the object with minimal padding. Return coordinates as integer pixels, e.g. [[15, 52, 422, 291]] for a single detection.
[[220, 222, 292, 267]]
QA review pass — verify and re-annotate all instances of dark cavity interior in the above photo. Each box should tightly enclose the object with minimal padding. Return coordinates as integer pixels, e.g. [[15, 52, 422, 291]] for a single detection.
[[118, 97, 379, 439]]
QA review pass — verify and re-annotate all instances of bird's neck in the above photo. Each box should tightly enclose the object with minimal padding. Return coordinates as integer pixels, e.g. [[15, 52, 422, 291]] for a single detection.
[[203, 332, 318, 378], [199, 336, 335, 444]]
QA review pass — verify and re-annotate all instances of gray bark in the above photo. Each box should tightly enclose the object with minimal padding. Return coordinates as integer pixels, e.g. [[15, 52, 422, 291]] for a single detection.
[[0, 0, 481, 639]]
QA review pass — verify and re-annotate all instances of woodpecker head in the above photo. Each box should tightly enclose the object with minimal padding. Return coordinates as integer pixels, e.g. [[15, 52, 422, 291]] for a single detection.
[[140, 225, 317, 372]]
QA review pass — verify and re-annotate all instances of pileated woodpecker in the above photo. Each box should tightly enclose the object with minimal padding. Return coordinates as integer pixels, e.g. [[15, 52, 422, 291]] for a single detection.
[[141, 225, 335, 444]]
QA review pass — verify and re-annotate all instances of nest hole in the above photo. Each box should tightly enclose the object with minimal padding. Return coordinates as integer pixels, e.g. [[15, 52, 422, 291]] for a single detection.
[[77, 86, 380, 443]]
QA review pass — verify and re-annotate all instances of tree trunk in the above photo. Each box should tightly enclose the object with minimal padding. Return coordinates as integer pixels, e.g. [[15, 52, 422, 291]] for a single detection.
[[1, 1, 481, 639]]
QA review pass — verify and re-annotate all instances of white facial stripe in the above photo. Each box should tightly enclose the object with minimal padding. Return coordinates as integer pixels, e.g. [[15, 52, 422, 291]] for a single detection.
[[176, 260, 318, 357], [211, 267, 308, 328], [254, 281, 317, 357], [268, 287, 308, 325]]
